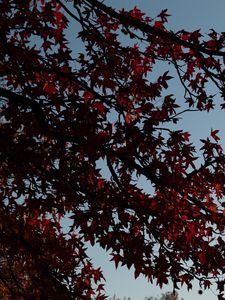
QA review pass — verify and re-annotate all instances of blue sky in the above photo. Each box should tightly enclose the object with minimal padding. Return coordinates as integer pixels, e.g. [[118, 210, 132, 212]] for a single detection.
[[84, 1, 225, 300]]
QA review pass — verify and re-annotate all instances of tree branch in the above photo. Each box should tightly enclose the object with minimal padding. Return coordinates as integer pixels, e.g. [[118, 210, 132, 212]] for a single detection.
[[84, 0, 225, 57]]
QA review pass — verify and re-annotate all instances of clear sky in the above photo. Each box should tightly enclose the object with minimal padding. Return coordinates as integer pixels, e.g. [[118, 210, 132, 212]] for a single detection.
[[85, 1, 225, 300]]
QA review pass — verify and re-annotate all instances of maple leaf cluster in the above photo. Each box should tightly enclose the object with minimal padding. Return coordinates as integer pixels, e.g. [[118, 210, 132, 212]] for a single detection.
[[2, 0, 225, 299]]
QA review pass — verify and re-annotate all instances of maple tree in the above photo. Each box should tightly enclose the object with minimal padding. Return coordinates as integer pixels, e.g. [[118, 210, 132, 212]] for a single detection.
[[2, 0, 225, 299], [110, 292, 182, 300], [145, 291, 183, 300], [109, 296, 131, 300]]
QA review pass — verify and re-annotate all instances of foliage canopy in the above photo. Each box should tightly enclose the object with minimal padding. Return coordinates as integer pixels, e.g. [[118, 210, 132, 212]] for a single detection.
[[2, 0, 225, 299]]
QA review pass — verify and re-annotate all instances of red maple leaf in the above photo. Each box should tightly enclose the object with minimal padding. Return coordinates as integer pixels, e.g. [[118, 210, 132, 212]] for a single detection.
[[211, 129, 220, 141]]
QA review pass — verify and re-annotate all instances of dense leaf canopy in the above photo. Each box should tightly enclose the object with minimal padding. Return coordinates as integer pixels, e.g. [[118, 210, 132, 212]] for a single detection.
[[1, 0, 225, 299]]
